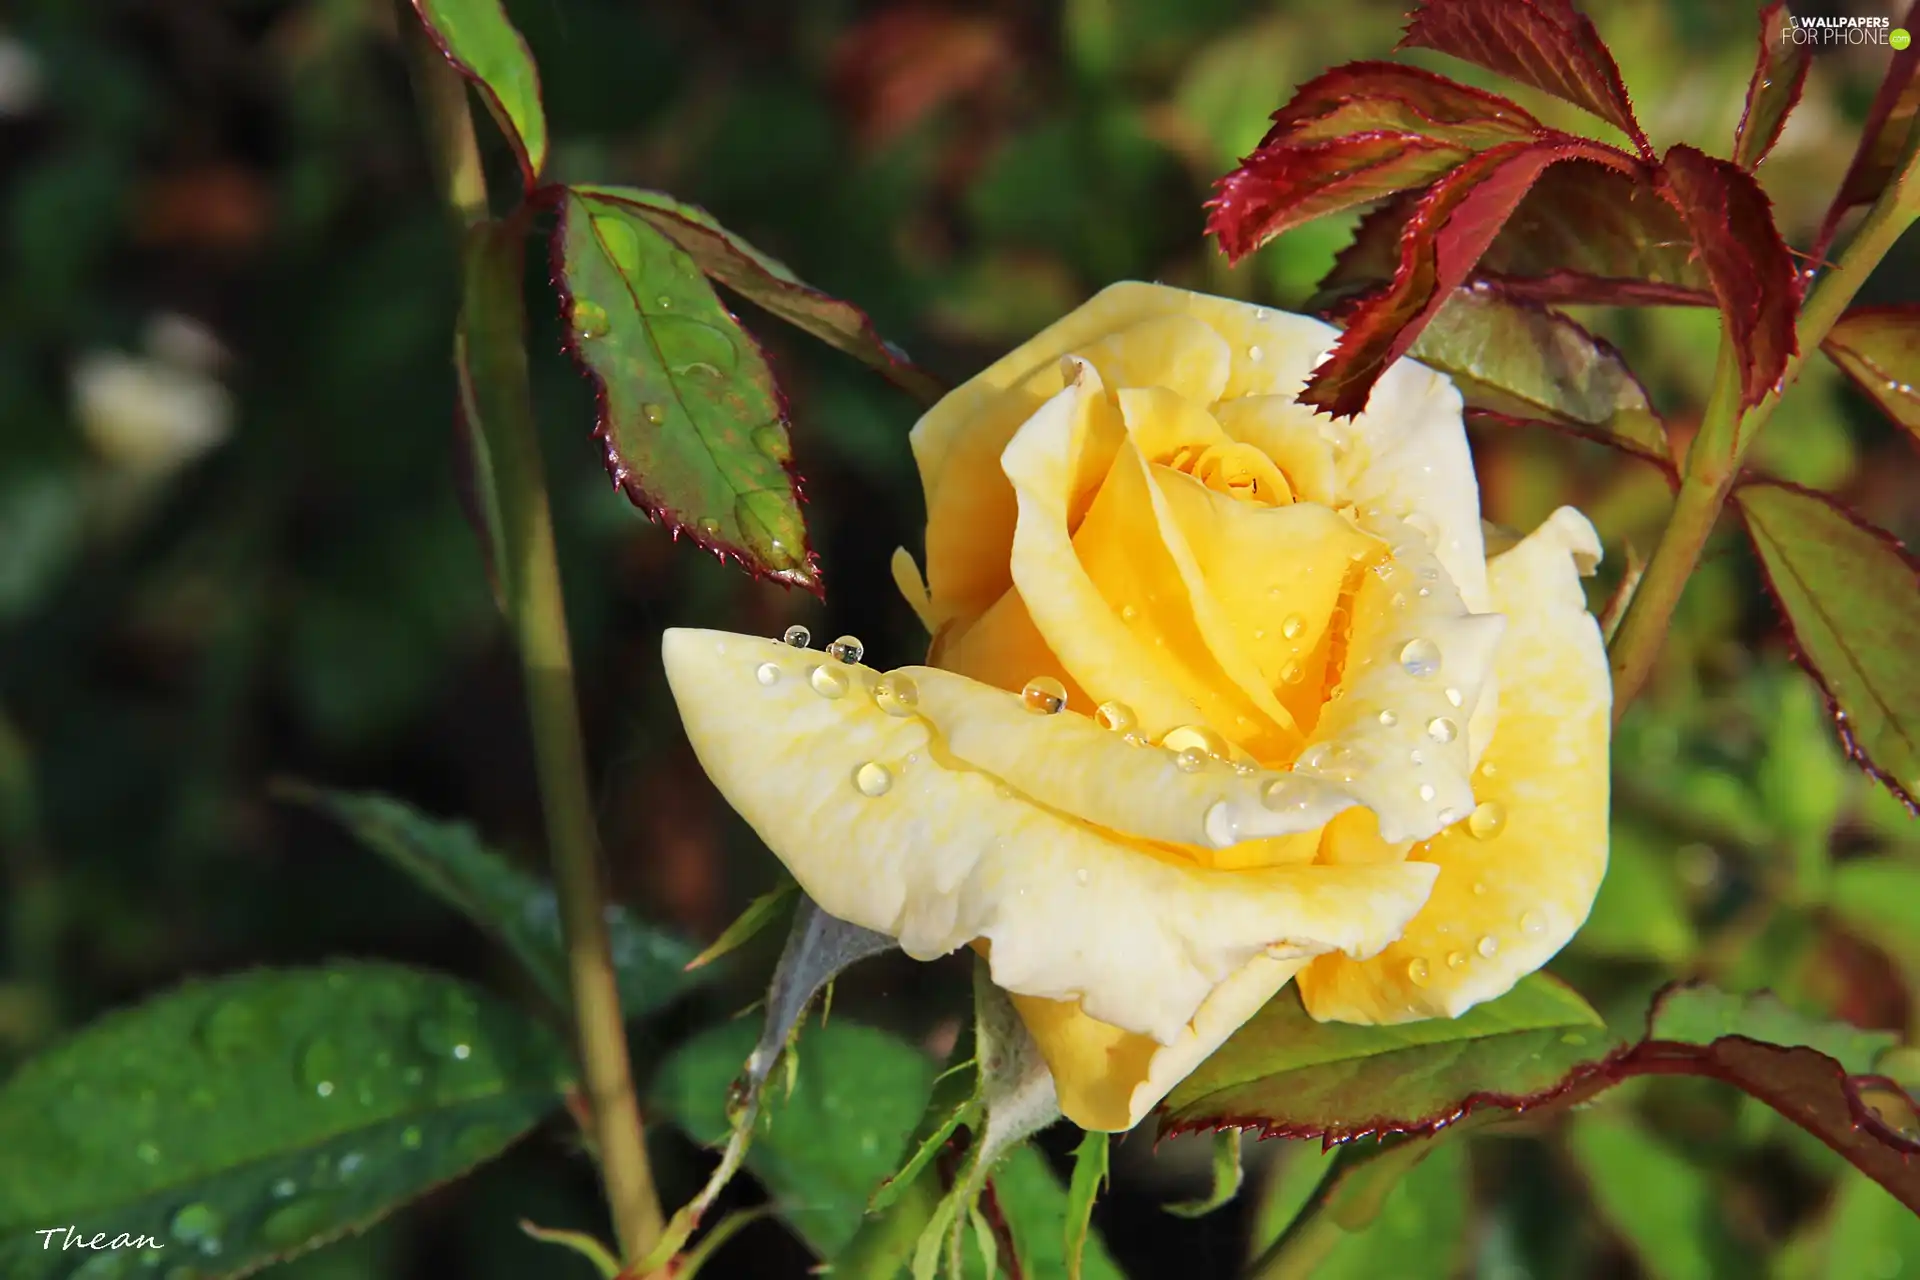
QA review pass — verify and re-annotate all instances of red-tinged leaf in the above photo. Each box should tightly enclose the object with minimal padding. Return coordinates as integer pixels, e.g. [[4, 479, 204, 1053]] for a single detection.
[[1399, 0, 1650, 156], [565, 185, 942, 405], [1208, 133, 1473, 263], [1265, 60, 1542, 147], [553, 190, 818, 592], [1317, 161, 1709, 309], [1824, 305, 1920, 446], [411, 0, 547, 188], [1158, 975, 1613, 1143], [1812, 0, 1920, 262], [1398, 282, 1670, 468], [1304, 137, 1632, 417], [1733, 3, 1811, 170], [1736, 481, 1920, 809], [1660, 145, 1798, 410]]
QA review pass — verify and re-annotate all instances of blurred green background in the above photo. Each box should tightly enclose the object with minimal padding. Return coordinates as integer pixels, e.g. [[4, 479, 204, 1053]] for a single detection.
[[3, 0, 1919, 1275]]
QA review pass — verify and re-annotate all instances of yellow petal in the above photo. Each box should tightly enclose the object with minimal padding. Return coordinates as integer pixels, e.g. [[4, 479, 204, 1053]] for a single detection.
[[1297, 507, 1609, 1022], [662, 628, 1439, 1044], [1011, 953, 1311, 1131], [1212, 396, 1340, 506], [927, 582, 1084, 705], [1294, 510, 1505, 843], [892, 547, 934, 633]]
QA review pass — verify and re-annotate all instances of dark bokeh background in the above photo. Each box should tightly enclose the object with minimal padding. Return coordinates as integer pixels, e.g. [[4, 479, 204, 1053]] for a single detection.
[[5, 0, 1920, 1275]]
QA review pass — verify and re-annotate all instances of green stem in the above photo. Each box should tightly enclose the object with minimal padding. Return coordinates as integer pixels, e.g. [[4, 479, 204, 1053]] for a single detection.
[[1606, 135, 1920, 720], [1245, 1138, 1434, 1280], [407, 23, 665, 1265]]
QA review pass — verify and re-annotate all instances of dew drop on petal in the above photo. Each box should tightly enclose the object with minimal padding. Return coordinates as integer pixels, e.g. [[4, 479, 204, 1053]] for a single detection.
[[1446, 950, 1468, 970], [1427, 716, 1458, 744], [1248, 344, 1265, 363], [1075, 868, 1090, 886], [1282, 614, 1306, 640], [1021, 675, 1068, 715], [1175, 746, 1208, 773], [1418, 783, 1436, 802], [1120, 603, 1139, 622], [1477, 935, 1500, 958], [1445, 687, 1463, 708], [1406, 957, 1431, 986], [1522, 911, 1546, 935], [754, 662, 781, 686], [1204, 801, 1239, 847], [1399, 638, 1441, 678], [1280, 660, 1304, 686], [1409, 748, 1425, 766], [854, 762, 892, 797], [1438, 806, 1459, 825], [826, 634, 865, 664], [1468, 801, 1507, 840], [1096, 701, 1136, 733], [1163, 724, 1229, 758], [1378, 709, 1398, 727], [875, 675, 919, 716], [809, 665, 849, 699], [782, 624, 811, 648], [1472, 881, 1487, 896]]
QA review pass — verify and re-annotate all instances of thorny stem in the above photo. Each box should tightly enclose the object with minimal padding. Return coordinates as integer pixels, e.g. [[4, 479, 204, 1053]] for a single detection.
[[406, 22, 666, 1265], [1607, 132, 1920, 720]]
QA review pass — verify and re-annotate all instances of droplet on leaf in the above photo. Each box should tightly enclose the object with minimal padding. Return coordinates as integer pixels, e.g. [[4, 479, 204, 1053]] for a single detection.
[[641, 402, 667, 426]]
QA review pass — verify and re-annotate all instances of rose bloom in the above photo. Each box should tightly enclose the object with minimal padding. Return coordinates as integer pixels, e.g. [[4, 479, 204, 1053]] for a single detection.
[[664, 283, 1610, 1132]]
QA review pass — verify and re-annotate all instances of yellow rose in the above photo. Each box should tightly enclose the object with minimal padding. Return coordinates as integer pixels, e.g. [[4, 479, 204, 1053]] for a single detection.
[[662, 282, 1611, 1132]]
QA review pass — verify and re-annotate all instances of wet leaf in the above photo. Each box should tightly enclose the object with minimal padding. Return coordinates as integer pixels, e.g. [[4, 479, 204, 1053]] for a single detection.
[[1567, 1109, 1753, 1280], [1648, 986, 1897, 1076], [1732, 3, 1811, 171], [1405, 282, 1668, 466], [410, 0, 546, 186], [554, 189, 817, 592], [1398, 0, 1649, 151], [651, 1018, 933, 1257], [0, 964, 568, 1278], [1823, 306, 1920, 447], [287, 786, 700, 1021], [1659, 145, 1798, 412], [1158, 975, 1608, 1139], [1736, 481, 1920, 808]]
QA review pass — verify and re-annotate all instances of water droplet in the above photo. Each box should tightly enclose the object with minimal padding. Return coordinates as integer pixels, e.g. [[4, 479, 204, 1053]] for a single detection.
[[1409, 748, 1426, 766], [1860, 1082, 1920, 1141], [171, 1203, 222, 1244], [1445, 687, 1463, 708], [809, 665, 849, 699], [1204, 801, 1240, 846], [1446, 950, 1468, 970], [751, 425, 792, 462], [262, 1195, 336, 1248], [641, 402, 667, 426], [875, 675, 919, 716], [854, 762, 893, 797], [572, 300, 609, 340], [655, 294, 673, 309], [1281, 614, 1306, 640], [1472, 881, 1486, 896], [1521, 910, 1546, 935], [272, 1178, 298, 1199], [1095, 701, 1136, 733], [826, 634, 865, 664], [1175, 746, 1208, 773], [1021, 675, 1067, 715], [1406, 957, 1431, 986], [1561, 1031, 1589, 1047], [1399, 638, 1441, 678], [416, 994, 480, 1063], [337, 1151, 365, 1180], [1120, 603, 1139, 622], [198, 1000, 262, 1062], [1248, 344, 1264, 363], [1377, 709, 1398, 727], [1477, 935, 1499, 958], [1280, 660, 1304, 686], [401, 1125, 424, 1150], [299, 1038, 341, 1099], [1162, 724, 1229, 758], [1467, 801, 1507, 840], [1075, 868, 1090, 886], [754, 662, 781, 686], [134, 1139, 162, 1165], [1417, 783, 1436, 803], [1427, 716, 1458, 743], [782, 624, 811, 648]]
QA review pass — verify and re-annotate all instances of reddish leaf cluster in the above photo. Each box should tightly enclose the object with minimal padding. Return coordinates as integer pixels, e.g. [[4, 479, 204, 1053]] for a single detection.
[[1206, 0, 1800, 419]]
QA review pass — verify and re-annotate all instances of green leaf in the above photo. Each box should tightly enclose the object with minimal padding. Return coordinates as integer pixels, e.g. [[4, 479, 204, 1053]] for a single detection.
[[1407, 283, 1669, 467], [1648, 985, 1897, 1075], [1160, 975, 1608, 1138], [1832, 858, 1920, 966], [1823, 1171, 1920, 1280], [1823, 306, 1920, 449], [287, 786, 699, 1020], [1731, 2, 1810, 171], [1163, 1131, 1242, 1219], [1248, 1136, 1469, 1280], [554, 189, 817, 591], [1567, 1109, 1753, 1280], [984, 1144, 1124, 1280], [1063, 1130, 1109, 1280], [1572, 820, 1697, 963], [868, 1056, 979, 1215], [410, 0, 547, 185], [1736, 481, 1920, 809], [651, 1018, 935, 1258], [684, 879, 798, 973], [0, 964, 568, 1278], [568, 186, 942, 405]]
